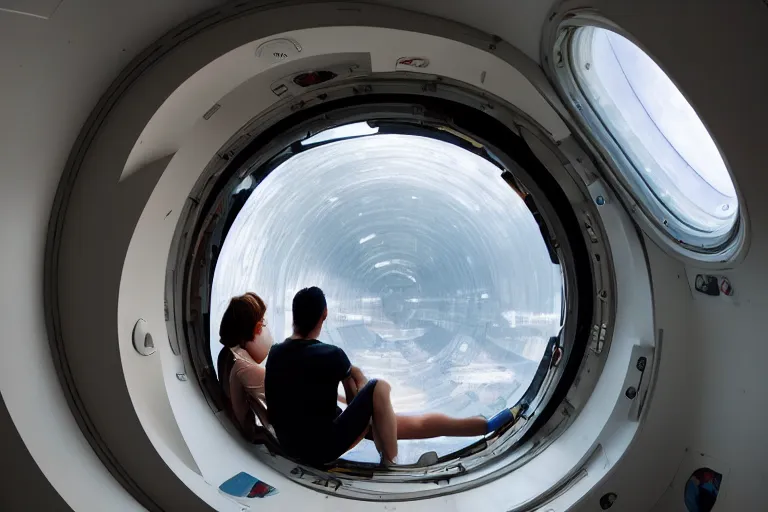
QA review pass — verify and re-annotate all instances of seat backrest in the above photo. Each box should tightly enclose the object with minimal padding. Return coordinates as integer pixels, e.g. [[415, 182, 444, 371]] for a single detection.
[[217, 346, 236, 400]]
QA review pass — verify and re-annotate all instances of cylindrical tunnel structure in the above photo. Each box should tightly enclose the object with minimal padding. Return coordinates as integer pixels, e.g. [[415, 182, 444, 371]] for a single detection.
[[1, 1, 766, 511]]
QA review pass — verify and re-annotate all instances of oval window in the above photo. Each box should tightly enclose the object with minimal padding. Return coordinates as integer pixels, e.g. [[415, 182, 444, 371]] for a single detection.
[[565, 26, 739, 252]]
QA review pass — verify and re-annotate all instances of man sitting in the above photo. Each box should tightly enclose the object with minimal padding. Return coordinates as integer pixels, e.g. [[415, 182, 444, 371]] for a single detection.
[[265, 287, 503, 466]]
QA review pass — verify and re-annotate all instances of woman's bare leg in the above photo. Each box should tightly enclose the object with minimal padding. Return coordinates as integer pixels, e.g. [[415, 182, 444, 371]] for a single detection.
[[396, 413, 487, 439]]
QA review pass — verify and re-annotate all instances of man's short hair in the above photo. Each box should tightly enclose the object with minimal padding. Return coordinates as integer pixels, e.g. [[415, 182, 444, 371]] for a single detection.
[[292, 287, 327, 337]]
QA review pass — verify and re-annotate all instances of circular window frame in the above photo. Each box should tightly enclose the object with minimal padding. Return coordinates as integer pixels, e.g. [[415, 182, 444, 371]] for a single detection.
[[543, 10, 748, 266], [167, 74, 613, 499]]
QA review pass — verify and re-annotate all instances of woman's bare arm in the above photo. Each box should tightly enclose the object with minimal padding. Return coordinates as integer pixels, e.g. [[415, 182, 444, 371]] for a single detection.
[[235, 363, 265, 398]]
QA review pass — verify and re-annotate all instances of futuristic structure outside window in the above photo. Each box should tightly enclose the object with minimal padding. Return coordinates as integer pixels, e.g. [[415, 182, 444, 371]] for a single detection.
[[570, 27, 739, 250], [211, 131, 563, 463]]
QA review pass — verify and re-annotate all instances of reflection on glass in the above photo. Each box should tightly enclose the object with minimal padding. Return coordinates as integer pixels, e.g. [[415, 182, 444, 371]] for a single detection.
[[572, 27, 738, 238], [211, 133, 562, 462], [301, 122, 379, 145]]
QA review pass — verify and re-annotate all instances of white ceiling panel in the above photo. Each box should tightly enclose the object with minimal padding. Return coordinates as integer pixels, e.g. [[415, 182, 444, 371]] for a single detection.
[[372, 0, 557, 61], [0, 0, 62, 19]]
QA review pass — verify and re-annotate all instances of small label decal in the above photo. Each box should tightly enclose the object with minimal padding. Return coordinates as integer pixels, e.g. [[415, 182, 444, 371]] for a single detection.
[[219, 472, 278, 499]]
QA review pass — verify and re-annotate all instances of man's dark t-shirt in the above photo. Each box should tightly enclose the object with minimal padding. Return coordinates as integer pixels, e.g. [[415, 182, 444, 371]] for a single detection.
[[265, 338, 351, 454]]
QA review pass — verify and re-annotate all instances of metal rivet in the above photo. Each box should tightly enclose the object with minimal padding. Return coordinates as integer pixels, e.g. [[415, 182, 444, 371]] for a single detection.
[[625, 387, 637, 399], [636, 357, 647, 372], [176, 373, 187, 381], [596, 195, 605, 205]]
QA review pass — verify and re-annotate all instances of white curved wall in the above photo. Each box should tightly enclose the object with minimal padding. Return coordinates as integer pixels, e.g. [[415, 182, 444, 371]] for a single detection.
[[0, 0, 765, 511], [0, 1, 223, 510], [562, 1, 768, 509]]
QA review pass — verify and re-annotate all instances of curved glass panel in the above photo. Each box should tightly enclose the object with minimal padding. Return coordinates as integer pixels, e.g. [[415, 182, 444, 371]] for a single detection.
[[211, 132, 562, 463], [571, 27, 738, 243]]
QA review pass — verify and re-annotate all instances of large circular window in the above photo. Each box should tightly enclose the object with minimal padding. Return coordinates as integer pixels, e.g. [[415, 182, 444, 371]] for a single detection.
[[173, 86, 602, 493], [554, 25, 741, 255], [210, 125, 563, 464]]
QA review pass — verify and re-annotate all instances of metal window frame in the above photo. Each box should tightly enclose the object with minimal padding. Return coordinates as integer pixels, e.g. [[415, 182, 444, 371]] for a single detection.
[[542, 9, 748, 265], [167, 73, 611, 500]]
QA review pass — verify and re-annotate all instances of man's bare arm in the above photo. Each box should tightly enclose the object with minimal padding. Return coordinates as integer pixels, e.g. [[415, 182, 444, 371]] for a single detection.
[[350, 366, 368, 389], [342, 376, 358, 405], [342, 365, 368, 404]]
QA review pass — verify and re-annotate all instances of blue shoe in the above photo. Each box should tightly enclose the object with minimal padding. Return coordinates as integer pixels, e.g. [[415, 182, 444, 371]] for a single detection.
[[486, 404, 526, 433]]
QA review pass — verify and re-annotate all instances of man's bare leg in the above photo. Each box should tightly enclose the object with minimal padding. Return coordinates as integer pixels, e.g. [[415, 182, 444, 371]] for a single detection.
[[371, 380, 398, 463], [396, 414, 487, 439], [370, 421, 382, 455]]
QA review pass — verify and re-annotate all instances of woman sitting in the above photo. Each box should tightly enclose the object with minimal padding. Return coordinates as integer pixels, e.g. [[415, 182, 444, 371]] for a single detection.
[[219, 291, 521, 465], [218, 292, 272, 433]]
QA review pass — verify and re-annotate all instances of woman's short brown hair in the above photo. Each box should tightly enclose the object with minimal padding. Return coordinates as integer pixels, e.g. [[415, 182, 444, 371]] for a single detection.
[[219, 292, 266, 348]]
